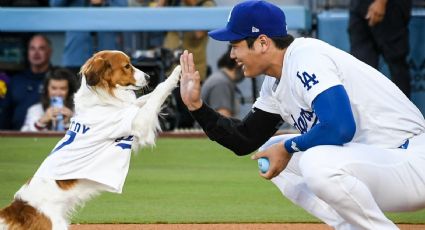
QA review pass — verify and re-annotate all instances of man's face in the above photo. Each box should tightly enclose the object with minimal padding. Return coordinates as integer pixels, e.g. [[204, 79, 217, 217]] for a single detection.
[[28, 36, 52, 68], [229, 39, 265, 78]]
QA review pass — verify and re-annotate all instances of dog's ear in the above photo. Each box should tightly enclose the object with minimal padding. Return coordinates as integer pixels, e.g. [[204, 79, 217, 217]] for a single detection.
[[80, 57, 111, 86]]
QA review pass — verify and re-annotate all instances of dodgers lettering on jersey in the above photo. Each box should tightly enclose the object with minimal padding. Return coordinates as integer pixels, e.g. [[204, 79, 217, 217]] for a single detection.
[[290, 70, 320, 133], [291, 109, 318, 134]]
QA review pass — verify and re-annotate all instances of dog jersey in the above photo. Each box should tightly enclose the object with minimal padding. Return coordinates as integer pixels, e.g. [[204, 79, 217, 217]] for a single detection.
[[253, 37, 425, 149], [33, 104, 140, 193]]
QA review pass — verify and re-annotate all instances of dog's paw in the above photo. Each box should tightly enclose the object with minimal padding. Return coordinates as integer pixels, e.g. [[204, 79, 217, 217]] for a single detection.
[[167, 65, 181, 85]]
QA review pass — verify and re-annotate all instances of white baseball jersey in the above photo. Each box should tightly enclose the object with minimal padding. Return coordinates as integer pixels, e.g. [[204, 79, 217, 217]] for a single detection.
[[254, 37, 425, 148], [34, 103, 139, 193], [21, 103, 44, 131]]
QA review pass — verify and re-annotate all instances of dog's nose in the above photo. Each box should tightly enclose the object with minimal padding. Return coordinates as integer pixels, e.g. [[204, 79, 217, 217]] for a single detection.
[[144, 73, 150, 82]]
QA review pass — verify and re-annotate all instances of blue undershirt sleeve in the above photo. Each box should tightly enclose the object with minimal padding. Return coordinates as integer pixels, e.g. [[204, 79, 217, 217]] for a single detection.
[[284, 85, 356, 154]]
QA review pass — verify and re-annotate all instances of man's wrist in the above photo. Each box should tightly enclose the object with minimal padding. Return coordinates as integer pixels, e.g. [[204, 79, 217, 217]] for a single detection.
[[187, 100, 203, 111], [284, 138, 299, 155]]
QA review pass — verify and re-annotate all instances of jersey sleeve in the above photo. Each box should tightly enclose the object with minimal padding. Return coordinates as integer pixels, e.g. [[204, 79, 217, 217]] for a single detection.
[[253, 76, 281, 114], [291, 52, 343, 106], [21, 104, 44, 131]]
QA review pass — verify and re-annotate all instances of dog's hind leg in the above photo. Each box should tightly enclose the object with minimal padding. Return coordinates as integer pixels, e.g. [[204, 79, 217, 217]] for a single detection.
[[132, 65, 181, 147], [0, 199, 54, 230], [0, 218, 7, 230]]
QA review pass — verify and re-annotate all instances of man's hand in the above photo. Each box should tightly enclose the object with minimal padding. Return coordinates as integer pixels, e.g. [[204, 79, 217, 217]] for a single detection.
[[251, 142, 292, 180], [366, 0, 387, 26], [179, 50, 203, 111]]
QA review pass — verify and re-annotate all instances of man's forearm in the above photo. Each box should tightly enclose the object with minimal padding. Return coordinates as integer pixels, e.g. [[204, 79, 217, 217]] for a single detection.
[[191, 103, 283, 156]]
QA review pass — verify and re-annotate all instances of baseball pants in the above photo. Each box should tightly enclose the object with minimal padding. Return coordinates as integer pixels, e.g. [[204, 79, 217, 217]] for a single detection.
[[259, 132, 425, 230]]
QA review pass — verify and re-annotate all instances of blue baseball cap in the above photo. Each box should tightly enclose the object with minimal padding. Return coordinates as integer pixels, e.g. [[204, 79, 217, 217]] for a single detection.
[[208, 0, 287, 41]]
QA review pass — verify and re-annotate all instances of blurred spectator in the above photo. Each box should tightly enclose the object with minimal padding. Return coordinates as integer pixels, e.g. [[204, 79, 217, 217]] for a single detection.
[[0, 72, 10, 99], [0, 34, 53, 130], [161, 0, 216, 128], [50, 0, 127, 75], [123, 0, 165, 53], [162, 0, 216, 81], [21, 68, 77, 132], [349, 0, 412, 98], [0, 0, 48, 6], [0, 0, 49, 74], [0, 72, 10, 114], [201, 46, 244, 117]]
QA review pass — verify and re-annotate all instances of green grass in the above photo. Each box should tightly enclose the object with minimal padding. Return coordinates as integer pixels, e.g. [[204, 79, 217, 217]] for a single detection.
[[0, 137, 424, 224]]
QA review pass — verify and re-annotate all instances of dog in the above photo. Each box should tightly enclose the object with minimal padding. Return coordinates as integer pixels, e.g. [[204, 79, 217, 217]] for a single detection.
[[0, 50, 181, 230]]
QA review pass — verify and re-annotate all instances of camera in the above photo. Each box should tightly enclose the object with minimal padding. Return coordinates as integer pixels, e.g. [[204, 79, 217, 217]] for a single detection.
[[131, 48, 181, 131]]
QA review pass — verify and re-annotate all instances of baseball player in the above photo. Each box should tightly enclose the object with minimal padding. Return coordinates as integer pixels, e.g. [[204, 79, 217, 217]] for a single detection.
[[179, 0, 425, 229]]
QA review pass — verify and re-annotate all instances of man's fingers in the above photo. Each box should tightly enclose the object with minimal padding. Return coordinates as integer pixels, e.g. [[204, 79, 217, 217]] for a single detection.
[[260, 167, 277, 180], [188, 52, 195, 74], [368, 16, 379, 26], [194, 71, 200, 80], [365, 12, 371, 20], [180, 50, 189, 74], [251, 151, 266, 160]]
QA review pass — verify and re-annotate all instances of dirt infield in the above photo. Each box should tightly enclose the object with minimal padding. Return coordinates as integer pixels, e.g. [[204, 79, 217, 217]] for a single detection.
[[70, 223, 424, 230]]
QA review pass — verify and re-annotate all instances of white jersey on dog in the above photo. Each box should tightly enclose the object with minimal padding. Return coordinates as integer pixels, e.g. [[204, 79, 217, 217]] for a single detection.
[[254, 37, 425, 148], [34, 105, 139, 193]]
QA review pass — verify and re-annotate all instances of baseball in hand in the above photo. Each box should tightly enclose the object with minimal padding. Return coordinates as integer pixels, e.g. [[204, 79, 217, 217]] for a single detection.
[[258, 157, 270, 173]]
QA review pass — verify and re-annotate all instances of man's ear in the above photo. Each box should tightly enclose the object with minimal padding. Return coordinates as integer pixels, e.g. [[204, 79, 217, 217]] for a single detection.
[[258, 35, 269, 51]]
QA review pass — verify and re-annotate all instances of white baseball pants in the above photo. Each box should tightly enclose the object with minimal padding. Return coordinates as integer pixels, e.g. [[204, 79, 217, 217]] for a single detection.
[[259, 132, 425, 230]]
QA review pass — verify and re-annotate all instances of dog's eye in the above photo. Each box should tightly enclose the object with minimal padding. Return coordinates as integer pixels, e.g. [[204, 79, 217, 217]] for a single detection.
[[124, 64, 131, 69]]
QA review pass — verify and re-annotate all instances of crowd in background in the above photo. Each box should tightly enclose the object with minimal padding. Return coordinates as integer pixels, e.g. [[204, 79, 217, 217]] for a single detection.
[[0, 0, 424, 132]]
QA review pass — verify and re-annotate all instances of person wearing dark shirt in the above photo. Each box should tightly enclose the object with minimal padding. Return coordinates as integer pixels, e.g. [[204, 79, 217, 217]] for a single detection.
[[201, 46, 244, 117], [349, 0, 412, 97], [0, 34, 53, 130]]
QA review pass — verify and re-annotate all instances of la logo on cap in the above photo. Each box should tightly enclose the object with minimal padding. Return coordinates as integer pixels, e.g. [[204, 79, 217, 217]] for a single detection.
[[252, 26, 259, 33]]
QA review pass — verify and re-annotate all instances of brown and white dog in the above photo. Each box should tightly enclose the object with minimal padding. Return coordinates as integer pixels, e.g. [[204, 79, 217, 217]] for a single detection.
[[0, 50, 181, 230]]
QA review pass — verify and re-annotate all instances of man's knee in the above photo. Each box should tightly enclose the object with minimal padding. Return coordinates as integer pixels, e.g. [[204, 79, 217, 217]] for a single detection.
[[299, 147, 345, 200]]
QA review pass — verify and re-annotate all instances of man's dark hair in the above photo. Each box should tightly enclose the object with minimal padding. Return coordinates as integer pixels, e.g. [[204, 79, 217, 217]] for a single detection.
[[231, 34, 294, 50]]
